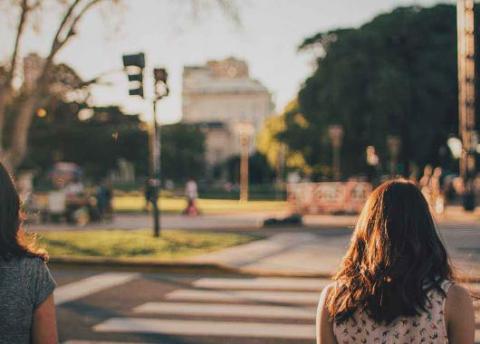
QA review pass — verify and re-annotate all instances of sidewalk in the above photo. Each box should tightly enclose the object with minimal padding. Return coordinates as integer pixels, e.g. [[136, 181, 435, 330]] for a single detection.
[[191, 222, 480, 279], [37, 206, 480, 279]]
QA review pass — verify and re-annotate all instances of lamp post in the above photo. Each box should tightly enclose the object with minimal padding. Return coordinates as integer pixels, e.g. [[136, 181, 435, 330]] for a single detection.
[[457, 0, 477, 211], [328, 125, 344, 181], [234, 122, 255, 202]]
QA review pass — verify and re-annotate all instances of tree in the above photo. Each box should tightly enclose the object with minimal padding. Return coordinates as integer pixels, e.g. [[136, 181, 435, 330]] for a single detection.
[[160, 123, 206, 183], [26, 102, 150, 180], [0, 0, 122, 172], [279, 5, 478, 179], [257, 99, 312, 176], [0, 0, 239, 172]]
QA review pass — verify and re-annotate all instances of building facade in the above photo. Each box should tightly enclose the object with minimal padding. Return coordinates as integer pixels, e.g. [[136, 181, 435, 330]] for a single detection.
[[182, 57, 274, 168]]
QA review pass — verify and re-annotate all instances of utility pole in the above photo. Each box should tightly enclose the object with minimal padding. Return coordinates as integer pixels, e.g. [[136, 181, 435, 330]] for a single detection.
[[457, 0, 477, 211]]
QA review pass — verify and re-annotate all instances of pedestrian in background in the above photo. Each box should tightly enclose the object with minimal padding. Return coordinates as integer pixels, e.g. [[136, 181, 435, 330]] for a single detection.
[[184, 177, 199, 216], [317, 179, 474, 343], [0, 163, 57, 343]]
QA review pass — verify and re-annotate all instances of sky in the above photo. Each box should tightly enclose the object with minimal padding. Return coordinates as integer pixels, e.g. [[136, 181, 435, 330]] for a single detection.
[[1, 0, 453, 123]]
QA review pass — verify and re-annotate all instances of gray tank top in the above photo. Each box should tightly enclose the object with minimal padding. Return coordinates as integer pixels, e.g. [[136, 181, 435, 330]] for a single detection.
[[0, 256, 56, 344]]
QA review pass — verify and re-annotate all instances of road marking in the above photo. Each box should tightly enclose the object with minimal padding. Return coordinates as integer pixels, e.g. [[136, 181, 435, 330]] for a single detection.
[[193, 277, 331, 291], [55, 273, 139, 306], [166, 289, 319, 304], [134, 302, 315, 319], [94, 318, 315, 339]]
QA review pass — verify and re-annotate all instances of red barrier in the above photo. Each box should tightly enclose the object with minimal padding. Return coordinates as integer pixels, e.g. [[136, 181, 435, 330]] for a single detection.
[[287, 182, 372, 214]]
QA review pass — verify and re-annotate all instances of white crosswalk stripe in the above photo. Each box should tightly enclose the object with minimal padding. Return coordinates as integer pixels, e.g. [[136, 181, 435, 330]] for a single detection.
[[91, 277, 480, 342], [134, 301, 315, 319], [165, 288, 320, 304], [94, 318, 315, 339], [55, 273, 139, 306], [192, 277, 331, 290]]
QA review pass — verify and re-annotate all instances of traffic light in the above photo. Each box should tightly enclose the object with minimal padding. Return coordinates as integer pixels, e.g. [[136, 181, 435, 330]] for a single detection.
[[122, 53, 145, 98], [153, 68, 169, 98], [154, 68, 167, 83]]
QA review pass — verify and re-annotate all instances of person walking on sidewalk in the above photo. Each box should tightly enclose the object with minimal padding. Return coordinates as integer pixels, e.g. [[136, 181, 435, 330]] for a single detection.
[[317, 179, 474, 344], [0, 163, 57, 344], [183, 177, 199, 216]]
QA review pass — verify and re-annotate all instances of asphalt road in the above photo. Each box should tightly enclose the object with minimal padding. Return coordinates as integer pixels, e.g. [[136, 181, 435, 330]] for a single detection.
[[52, 265, 480, 344], [53, 267, 320, 344]]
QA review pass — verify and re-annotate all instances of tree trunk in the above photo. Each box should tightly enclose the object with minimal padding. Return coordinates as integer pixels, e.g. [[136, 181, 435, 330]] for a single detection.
[[1, 94, 39, 171], [0, 91, 7, 151]]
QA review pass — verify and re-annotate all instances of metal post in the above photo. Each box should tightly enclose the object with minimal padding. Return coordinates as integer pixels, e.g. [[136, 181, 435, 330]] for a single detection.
[[152, 99, 161, 236], [457, 0, 476, 210]]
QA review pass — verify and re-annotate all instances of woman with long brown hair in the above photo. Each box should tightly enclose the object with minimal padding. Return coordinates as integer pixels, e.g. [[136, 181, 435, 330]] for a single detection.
[[317, 179, 474, 343], [0, 163, 57, 343]]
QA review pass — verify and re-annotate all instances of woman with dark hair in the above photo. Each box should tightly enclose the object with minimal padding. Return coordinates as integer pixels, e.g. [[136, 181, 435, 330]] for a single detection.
[[0, 164, 57, 343], [317, 179, 474, 343]]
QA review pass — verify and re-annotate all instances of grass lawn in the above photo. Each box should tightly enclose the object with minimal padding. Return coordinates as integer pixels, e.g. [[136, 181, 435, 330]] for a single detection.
[[113, 196, 288, 214], [37, 229, 258, 260]]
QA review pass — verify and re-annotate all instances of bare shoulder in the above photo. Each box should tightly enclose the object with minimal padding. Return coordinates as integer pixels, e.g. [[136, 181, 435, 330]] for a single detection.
[[316, 282, 337, 344], [318, 283, 336, 308], [445, 283, 475, 343], [317, 282, 337, 321], [446, 283, 473, 307]]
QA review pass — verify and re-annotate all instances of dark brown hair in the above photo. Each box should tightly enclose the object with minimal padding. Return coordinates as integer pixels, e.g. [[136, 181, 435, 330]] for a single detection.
[[328, 179, 453, 324], [0, 163, 46, 261]]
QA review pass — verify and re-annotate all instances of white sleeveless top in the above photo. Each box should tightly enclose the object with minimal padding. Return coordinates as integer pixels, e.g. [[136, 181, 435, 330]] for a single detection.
[[333, 280, 452, 344]]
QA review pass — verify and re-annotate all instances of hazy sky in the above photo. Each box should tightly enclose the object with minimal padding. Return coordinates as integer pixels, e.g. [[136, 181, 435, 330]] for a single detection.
[[2, 0, 453, 123]]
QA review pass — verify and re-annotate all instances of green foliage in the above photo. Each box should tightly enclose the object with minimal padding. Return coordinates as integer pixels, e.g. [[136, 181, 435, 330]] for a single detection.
[[280, 5, 478, 178], [161, 123, 206, 182], [24, 103, 206, 183], [257, 100, 311, 174], [24, 104, 149, 179], [220, 152, 275, 185]]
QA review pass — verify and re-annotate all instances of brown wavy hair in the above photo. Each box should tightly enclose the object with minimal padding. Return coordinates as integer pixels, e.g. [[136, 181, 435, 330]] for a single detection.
[[328, 179, 453, 324], [0, 163, 47, 261]]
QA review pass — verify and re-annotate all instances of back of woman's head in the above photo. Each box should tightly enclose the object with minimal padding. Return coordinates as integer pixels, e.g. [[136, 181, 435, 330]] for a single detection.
[[328, 179, 453, 324], [0, 163, 45, 260]]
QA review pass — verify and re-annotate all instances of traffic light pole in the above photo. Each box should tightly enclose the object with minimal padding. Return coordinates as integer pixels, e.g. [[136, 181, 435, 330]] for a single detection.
[[122, 52, 167, 235], [152, 98, 161, 237]]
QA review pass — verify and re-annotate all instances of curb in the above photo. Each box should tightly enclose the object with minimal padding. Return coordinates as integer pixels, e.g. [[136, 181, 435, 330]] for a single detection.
[[49, 255, 333, 278], [48, 256, 480, 282]]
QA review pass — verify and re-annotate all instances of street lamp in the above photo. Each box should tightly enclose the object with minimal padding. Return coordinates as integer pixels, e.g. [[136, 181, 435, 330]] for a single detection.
[[328, 125, 344, 181], [234, 121, 255, 202]]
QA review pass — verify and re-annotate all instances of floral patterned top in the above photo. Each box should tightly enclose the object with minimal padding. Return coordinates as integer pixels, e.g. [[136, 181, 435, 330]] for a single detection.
[[333, 280, 452, 344]]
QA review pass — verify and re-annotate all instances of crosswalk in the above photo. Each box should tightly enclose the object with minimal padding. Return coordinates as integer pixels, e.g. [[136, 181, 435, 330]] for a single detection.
[[63, 275, 480, 343], [93, 276, 322, 342]]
